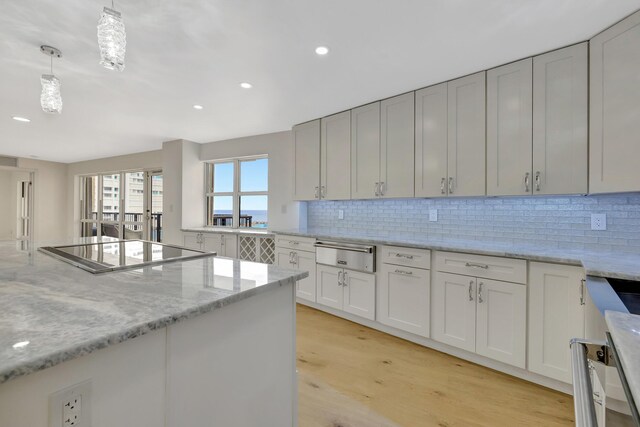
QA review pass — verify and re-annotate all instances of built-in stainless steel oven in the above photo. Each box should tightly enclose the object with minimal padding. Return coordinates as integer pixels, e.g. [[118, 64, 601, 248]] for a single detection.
[[314, 240, 375, 273]]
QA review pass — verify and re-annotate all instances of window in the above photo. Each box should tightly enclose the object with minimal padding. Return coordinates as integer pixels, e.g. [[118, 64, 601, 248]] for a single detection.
[[205, 157, 268, 229]]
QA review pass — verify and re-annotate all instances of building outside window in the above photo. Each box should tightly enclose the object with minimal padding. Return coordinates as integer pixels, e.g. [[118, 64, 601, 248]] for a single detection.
[[205, 156, 268, 229]]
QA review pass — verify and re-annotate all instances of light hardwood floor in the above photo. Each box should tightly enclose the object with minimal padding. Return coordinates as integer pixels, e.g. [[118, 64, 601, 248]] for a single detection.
[[297, 304, 574, 427]]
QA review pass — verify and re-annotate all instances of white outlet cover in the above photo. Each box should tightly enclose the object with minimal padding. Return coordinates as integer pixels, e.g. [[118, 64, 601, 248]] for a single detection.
[[49, 380, 92, 427], [429, 209, 438, 222], [338, 209, 344, 220], [591, 213, 607, 231]]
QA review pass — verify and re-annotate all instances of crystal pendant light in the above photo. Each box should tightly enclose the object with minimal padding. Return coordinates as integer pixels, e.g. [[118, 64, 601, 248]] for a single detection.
[[97, 1, 126, 71], [40, 45, 63, 114]]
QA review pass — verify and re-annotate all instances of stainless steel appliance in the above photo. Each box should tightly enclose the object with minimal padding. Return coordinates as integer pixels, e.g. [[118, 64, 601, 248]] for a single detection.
[[314, 240, 375, 273], [38, 240, 215, 274]]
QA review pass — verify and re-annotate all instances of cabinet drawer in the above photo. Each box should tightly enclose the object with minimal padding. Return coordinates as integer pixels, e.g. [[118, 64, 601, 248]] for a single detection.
[[275, 235, 316, 252], [435, 251, 526, 284], [380, 245, 431, 270]]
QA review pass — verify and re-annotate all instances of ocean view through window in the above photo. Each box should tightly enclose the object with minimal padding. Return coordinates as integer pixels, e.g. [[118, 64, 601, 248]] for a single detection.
[[205, 156, 268, 229]]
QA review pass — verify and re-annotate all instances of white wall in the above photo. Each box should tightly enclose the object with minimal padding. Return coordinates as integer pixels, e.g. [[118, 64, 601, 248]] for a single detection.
[[0, 170, 13, 240]]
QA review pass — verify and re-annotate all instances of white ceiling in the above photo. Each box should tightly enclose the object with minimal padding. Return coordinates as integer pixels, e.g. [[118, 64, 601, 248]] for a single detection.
[[0, 0, 638, 163]]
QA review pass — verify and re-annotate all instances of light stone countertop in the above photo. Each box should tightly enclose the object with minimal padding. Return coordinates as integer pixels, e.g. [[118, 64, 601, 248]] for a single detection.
[[605, 311, 640, 409], [182, 227, 273, 236], [271, 227, 640, 281], [0, 238, 306, 385]]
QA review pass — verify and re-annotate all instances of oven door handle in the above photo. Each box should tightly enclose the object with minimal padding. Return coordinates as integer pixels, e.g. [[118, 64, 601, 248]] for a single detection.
[[570, 338, 598, 427], [314, 241, 373, 253]]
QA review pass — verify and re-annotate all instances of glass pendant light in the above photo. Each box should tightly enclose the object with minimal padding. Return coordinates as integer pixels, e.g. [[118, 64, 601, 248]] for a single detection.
[[40, 45, 63, 114], [97, 1, 126, 71]]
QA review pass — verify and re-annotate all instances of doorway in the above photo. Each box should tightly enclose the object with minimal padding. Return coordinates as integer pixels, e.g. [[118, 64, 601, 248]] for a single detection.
[[0, 167, 33, 242]]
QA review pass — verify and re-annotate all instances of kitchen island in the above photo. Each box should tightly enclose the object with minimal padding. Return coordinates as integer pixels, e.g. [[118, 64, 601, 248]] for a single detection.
[[0, 238, 307, 427]]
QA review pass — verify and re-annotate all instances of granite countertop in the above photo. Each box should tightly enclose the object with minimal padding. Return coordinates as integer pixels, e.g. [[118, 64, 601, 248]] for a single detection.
[[0, 238, 306, 385], [271, 228, 640, 281], [605, 311, 640, 409], [182, 227, 273, 236]]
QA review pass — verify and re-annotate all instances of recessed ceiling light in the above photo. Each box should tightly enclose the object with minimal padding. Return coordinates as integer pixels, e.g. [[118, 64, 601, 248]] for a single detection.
[[12, 116, 31, 123], [13, 341, 29, 349], [240, 82, 252, 89], [315, 46, 329, 56], [193, 104, 204, 110]]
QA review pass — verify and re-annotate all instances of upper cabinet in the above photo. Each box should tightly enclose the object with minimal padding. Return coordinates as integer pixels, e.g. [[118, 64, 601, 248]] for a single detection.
[[487, 58, 533, 196], [292, 120, 320, 201], [590, 10, 640, 193], [321, 111, 351, 200], [351, 102, 381, 199], [533, 43, 588, 195], [415, 73, 486, 198]]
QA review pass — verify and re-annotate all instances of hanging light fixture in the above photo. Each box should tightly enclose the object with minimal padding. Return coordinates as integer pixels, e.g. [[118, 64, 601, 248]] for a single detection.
[[40, 45, 63, 114], [97, 1, 126, 71]]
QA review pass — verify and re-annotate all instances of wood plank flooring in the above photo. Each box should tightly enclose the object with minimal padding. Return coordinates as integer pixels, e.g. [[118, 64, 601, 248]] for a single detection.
[[297, 304, 574, 427]]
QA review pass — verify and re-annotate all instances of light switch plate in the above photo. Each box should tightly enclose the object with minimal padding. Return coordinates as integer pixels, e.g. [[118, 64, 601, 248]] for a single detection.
[[591, 213, 607, 231], [429, 209, 438, 222]]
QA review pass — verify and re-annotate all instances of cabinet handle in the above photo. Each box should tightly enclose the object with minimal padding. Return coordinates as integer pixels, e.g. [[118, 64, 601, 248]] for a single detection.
[[289, 251, 294, 264], [380, 182, 385, 196], [338, 271, 343, 286], [448, 177, 454, 194], [292, 252, 298, 265], [314, 186, 319, 199], [289, 240, 299, 245], [468, 280, 474, 301], [524, 172, 530, 193], [441, 177, 446, 195], [374, 182, 380, 197], [465, 262, 489, 269], [321, 185, 326, 198], [580, 279, 586, 306], [394, 269, 413, 276], [478, 282, 484, 303], [535, 171, 541, 192], [395, 253, 414, 260], [343, 271, 348, 286]]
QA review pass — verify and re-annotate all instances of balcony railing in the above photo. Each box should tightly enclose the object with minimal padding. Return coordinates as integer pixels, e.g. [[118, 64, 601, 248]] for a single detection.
[[84, 212, 163, 242]]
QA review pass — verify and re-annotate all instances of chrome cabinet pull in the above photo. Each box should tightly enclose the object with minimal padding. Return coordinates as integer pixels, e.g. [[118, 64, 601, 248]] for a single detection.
[[448, 177, 454, 194], [441, 177, 446, 194], [478, 282, 484, 303], [289, 240, 299, 245], [321, 185, 326, 198], [465, 262, 489, 269], [343, 271, 348, 286], [380, 181, 385, 196], [395, 253, 414, 260], [394, 269, 413, 276], [289, 251, 294, 264], [292, 252, 298, 265], [524, 172, 530, 193], [535, 171, 541, 192], [338, 270, 343, 286], [314, 186, 319, 199], [374, 182, 380, 197], [468, 280, 474, 301], [580, 279, 586, 306]]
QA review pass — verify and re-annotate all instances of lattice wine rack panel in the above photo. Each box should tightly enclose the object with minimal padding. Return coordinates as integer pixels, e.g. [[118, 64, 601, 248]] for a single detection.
[[238, 235, 275, 264]]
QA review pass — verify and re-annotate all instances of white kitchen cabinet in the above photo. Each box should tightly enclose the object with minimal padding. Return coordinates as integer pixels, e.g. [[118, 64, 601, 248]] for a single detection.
[[292, 120, 321, 201], [415, 83, 448, 197], [276, 237, 317, 303], [378, 264, 430, 337], [316, 264, 375, 320], [475, 278, 526, 368], [380, 92, 415, 198], [533, 43, 588, 195], [202, 233, 238, 258], [590, 10, 640, 193], [528, 262, 585, 383], [350, 102, 380, 199], [487, 58, 533, 196], [432, 272, 477, 353], [320, 111, 351, 200], [447, 72, 486, 197], [183, 232, 202, 250]]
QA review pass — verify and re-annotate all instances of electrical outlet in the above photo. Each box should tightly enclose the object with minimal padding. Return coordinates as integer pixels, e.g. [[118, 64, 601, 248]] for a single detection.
[[49, 380, 91, 427], [338, 209, 344, 220], [429, 209, 438, 222], [591, 213, 607, 230]]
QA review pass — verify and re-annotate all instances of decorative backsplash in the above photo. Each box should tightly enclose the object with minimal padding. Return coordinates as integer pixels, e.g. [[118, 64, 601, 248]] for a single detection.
[[307, 194, 640, 254]]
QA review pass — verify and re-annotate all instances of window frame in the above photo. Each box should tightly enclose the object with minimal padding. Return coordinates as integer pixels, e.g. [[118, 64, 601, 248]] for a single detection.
[[205, 155, 268, 229]]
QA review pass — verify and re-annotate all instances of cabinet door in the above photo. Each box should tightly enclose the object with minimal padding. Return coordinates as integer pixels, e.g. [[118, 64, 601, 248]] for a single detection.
[[432, 272, 476, 352], [415, 83, 448, 197], [342, 270, 376, 320], [202, 233, 223, 254], [378, 264, 430, 337], [533, 43, 588, 195], [183, 233, 201, 250], [351, 102, 381, 199], [222, 234, 238, 258], [590, 10, 640, 193], [447, 72, 486, 197], [487, 58, 533, 196], [294, 250, 317, 303], [475, 279, 526, 368], [380, 92, 415, 198], [275, 248, 293, 269], [292, 120, 320, 201], [528, 262, 585, 383], [321, 111, 351, 200], [316, 264, 343, 310]]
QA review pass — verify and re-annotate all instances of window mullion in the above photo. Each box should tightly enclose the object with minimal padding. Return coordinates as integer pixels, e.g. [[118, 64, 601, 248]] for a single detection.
[[233, 159, 240, 229]]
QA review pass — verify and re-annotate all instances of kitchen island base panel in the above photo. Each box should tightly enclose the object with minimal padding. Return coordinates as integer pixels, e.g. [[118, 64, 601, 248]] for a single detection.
[[0, 280, 296, 427]]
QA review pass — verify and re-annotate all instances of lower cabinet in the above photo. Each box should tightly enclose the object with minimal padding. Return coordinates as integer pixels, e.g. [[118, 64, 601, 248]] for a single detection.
[[182, 232, 237, 257], [432, 271, 526, 368], [378, 264, 430, 337], [528, 262, 586, 383], [276, 248, 317, 302], [316, 264, 375, 320]]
